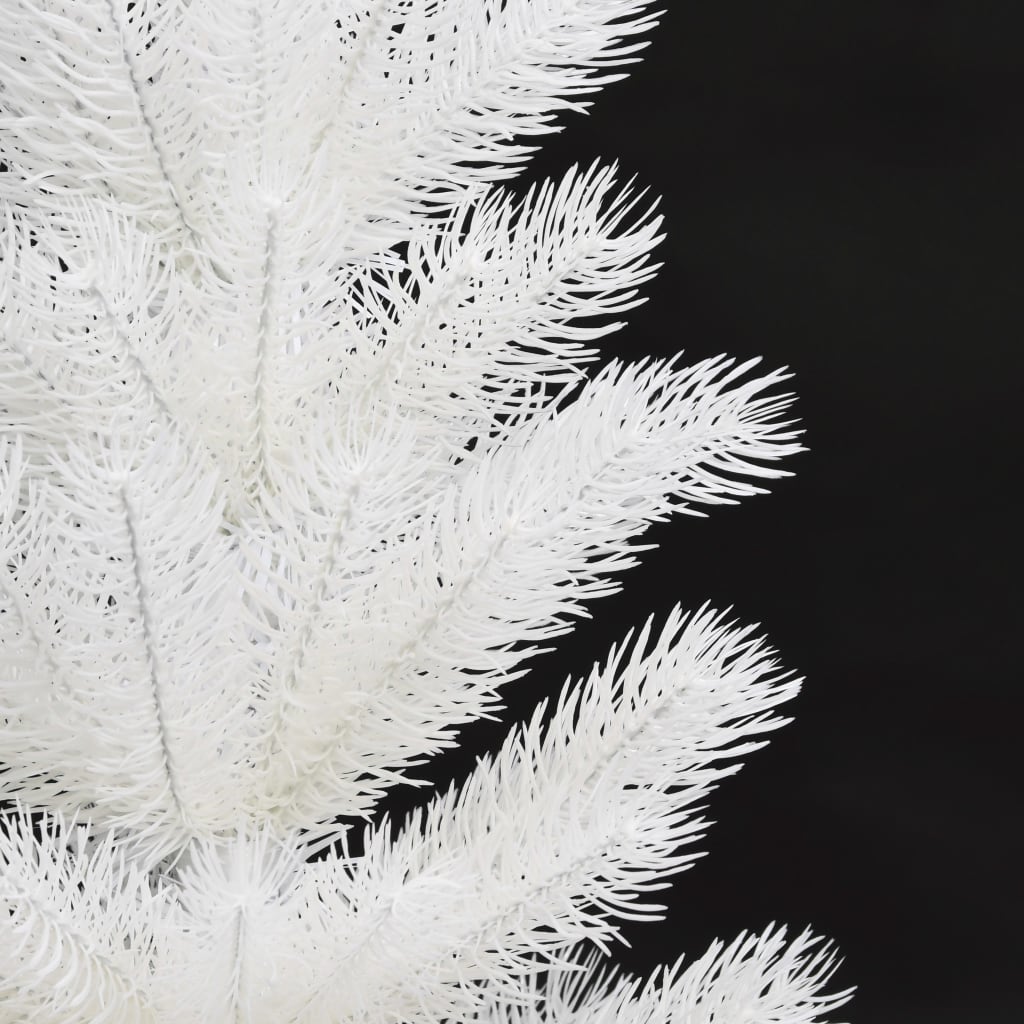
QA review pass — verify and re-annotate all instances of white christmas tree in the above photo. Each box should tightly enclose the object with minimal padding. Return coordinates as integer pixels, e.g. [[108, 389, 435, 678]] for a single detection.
[[0, 2, 852, 1022]]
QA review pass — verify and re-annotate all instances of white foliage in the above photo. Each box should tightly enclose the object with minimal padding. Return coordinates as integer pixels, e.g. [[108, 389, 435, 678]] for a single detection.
[[0, 431, 254, 858], [485, 928, 852, 1024], [0, 808, 164, 1024], [294, 609, 800, 1024], [0, 2, 851, 1023]]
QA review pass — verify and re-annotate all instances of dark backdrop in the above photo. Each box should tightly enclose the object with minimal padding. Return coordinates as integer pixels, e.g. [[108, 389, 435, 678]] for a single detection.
[[410, 4, 1021, 1022]]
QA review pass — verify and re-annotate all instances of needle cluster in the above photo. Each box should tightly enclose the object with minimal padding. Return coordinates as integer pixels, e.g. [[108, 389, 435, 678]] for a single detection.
[[0, 3, 850, 1023]]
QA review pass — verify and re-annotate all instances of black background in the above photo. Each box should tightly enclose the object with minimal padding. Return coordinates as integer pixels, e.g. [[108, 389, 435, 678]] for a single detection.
[[407, 3, 1021, 1022]]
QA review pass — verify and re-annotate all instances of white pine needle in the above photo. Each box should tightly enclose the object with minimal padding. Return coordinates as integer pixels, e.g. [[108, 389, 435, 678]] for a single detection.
[[296, 609, 801, 1023], [0, 3, 851, 1022], [480, 927, 853, 1024]]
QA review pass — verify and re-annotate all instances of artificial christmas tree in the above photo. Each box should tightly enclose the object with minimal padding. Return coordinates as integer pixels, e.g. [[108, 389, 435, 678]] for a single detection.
[[0, 2, 851, 1022]]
